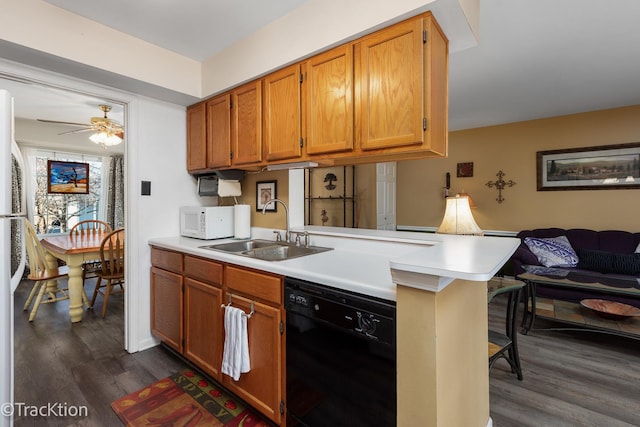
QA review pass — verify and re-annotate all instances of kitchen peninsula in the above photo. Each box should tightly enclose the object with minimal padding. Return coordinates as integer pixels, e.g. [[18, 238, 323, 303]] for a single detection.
[[149, 226, 519, 427]]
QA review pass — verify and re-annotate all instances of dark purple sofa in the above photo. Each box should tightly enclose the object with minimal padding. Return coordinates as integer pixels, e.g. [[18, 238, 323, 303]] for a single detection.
[[511, 228, 640, 308]]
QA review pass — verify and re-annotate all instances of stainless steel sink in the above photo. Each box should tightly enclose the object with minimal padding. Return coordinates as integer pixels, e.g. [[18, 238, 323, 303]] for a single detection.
[[200, 239, 278, 253], [200, 239, 332, 261]]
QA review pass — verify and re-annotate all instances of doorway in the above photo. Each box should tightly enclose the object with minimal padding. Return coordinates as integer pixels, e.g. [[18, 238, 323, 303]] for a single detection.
[[376, 162, 397, 230], [0, 71, 129, 344]]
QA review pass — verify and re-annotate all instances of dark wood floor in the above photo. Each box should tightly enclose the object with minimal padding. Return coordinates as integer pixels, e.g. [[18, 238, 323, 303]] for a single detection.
[[488, 296, 640, 427], [12, 279, 640, 426], [13, 278, 188, 427]]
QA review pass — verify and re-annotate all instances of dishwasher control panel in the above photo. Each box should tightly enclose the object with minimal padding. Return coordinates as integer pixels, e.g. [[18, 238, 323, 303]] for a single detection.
[[285, 277, 395, 346]]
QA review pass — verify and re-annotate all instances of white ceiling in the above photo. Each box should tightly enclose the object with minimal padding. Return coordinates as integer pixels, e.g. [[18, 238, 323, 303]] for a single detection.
[[3, 0, 640, 153]]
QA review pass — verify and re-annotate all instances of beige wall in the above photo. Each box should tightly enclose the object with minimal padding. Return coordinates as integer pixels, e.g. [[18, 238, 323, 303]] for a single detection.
[[219, 170, 290, 229], [355, 164, 377, 229], [398, 105, 640, 232]]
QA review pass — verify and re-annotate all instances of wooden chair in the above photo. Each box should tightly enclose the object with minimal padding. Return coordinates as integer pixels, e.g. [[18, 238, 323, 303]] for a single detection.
[[69, 220, 113, 284], [23, 219, 70, 321], [90, 228, 124, 318]]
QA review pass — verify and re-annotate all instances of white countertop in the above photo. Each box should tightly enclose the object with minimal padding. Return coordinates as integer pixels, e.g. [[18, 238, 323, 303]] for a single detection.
[[148, 227, 520, 301]]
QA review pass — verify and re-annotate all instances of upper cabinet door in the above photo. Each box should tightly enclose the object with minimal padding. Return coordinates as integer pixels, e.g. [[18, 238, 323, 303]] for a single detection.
[[305, 44, 354, 155], [357, 18, 425, 151], [263, 63, 303, 161], [206, 93, 232, 169], [186, 102, 207, 172], [232, 81, 263, 165]]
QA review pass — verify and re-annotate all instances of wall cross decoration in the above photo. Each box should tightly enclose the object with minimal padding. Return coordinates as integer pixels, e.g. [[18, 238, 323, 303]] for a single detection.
[[486, 170, 516, 203]]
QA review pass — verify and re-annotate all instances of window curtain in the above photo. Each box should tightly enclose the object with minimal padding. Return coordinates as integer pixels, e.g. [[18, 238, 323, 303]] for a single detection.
[[11, 153, 23, 276], [105, 154, 125, 229]]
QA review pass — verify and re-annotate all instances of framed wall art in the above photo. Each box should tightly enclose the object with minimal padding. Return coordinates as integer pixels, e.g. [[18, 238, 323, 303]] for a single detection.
[[256, 180, 277, 211], [47, 160, 90, 194], [536, 142, 640, 191], [457, 162, 474, 177]]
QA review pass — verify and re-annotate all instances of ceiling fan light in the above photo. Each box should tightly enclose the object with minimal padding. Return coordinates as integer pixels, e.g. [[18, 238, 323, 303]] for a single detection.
[[90, 130, 122, 147]]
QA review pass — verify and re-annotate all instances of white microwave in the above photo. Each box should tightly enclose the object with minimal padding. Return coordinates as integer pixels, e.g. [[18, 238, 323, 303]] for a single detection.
[[180, 206, 234, 240]]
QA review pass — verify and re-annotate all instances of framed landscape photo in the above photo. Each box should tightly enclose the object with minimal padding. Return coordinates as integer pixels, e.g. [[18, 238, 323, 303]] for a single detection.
[[256, 180, 277, 211], [47, 160, 90, 194], [537, 143, 640, 191]]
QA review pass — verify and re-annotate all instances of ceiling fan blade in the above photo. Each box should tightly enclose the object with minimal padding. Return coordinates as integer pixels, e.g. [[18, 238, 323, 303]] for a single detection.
[[37, 119, 91, 126], [58, 128, 94, 135]]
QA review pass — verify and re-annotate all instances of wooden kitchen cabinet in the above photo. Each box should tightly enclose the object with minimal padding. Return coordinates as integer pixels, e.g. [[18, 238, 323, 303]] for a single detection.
[[206, 93, 232, 169], [186, 83, 262, 172], [185, 12, 447, 172], [221, 293, 284, 424], [224, 266, 285, 425], [186, 102, 207, 172], [150, 265, 184, 353], [305, 44, 354, 156], [151, 248, 226, 380], [263, 63, 304, 162], [355, 13, 448, 157], [184, 278, 223, 379], [232, 80, 263, 166], [151, 247, 184, 352], [183, 255, 224, 380], [151, 248, 286, 425]]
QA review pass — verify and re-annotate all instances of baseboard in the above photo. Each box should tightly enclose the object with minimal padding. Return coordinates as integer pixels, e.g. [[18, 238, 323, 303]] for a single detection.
[[132, 336, 161, 353]]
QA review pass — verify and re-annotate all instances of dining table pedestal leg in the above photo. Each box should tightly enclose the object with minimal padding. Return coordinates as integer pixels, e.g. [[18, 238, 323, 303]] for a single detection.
[[66, 255, 85, 323]]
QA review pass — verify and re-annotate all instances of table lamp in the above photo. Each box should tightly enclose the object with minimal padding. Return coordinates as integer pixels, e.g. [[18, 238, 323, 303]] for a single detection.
[[436, 194, 483, 235]]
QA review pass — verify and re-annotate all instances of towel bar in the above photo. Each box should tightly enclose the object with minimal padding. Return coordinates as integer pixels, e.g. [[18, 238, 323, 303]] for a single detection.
[[221, 293, 255, 318]]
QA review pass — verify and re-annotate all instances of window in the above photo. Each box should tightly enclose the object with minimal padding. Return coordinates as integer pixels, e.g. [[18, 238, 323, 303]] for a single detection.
[[31, 151, 104, 234]]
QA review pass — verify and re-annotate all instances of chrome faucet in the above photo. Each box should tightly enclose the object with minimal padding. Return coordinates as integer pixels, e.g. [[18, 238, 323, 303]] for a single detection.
[[262, 198, 291, 243]]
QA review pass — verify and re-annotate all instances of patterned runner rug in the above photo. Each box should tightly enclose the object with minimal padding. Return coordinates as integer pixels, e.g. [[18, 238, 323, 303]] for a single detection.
[[111, 369, 269, 426]]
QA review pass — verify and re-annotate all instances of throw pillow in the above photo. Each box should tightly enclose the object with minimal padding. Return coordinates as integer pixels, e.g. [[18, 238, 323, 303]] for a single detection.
[[611, 253, 640, 276], [524, 236, 579, 268], [576, 248, 614, 274], [635, 241, 640, 253]]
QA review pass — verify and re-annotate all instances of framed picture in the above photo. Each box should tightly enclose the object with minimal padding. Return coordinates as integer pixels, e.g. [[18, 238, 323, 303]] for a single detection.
[[536, 142, 640, 191], [47, 160, 89, 194], [457, 162, 474, 177], [256, 180, 277, 211]]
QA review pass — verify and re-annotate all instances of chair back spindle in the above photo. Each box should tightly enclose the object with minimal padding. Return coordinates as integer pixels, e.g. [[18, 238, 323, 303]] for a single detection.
[[70, 220, 112, 236], [101, 229, 125, 277]]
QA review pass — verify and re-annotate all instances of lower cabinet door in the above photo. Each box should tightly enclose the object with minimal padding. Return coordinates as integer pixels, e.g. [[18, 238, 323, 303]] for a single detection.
[[221, 293, 284, 425], [184, 278, 223, 380], [150, 267, 183, 353]]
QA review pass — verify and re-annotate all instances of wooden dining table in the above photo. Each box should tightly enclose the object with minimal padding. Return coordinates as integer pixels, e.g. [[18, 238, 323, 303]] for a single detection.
[[41, 231, 110, 323]]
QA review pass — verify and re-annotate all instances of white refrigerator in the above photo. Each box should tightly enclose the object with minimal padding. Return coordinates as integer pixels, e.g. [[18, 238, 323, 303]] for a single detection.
[[1, 89, 27, 427]]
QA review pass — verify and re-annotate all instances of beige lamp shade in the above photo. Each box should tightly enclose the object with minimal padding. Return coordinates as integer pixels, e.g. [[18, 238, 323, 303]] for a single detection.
[[436, 195, 483, 235]]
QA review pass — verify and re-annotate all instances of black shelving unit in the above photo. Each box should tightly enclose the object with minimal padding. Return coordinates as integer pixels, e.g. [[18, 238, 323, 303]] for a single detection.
[[305, 166, 355, 227]]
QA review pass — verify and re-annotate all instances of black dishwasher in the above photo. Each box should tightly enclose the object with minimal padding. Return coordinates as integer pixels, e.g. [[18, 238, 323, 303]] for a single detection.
[[285, 277, 396, 427]]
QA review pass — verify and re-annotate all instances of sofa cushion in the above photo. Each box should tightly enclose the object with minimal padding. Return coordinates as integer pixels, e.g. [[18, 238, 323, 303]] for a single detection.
[[576, 248, 614, 274], [524, 236, 579, 268], [612, 253, 640, 275], [576, 248, 640, 276]]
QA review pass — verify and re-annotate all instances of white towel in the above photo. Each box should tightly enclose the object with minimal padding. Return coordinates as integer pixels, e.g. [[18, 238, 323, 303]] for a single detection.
[[221, 305, 251, 381]]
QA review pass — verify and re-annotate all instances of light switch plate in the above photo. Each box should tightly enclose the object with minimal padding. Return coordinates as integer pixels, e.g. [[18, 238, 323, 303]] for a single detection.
[[141, 181, 151, 196]]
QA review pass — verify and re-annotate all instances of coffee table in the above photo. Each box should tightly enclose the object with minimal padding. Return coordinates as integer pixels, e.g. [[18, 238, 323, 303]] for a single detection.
[[518, 270, 640, 340]]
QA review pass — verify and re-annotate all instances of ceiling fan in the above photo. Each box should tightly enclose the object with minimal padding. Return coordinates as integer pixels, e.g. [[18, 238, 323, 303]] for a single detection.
[[37, 104, 124, 140]]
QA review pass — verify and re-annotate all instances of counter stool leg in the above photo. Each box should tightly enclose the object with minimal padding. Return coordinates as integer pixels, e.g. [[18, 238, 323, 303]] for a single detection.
[[509, 289, 523, 380]]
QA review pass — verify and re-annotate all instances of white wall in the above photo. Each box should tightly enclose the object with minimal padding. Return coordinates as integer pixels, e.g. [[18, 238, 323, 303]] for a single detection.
[[126, 96, 200, 351]]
